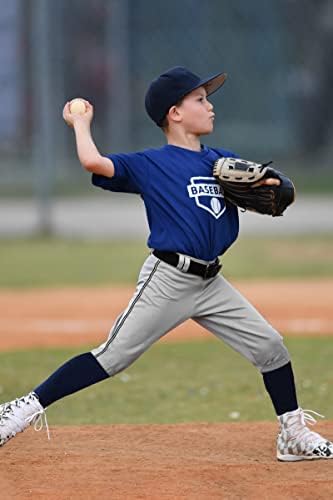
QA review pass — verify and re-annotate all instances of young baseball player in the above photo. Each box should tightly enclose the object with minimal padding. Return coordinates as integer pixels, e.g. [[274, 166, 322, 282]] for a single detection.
[[1, 66, 332, 461]]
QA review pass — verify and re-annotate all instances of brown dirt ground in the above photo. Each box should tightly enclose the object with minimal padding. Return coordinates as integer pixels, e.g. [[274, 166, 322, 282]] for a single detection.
[[2, 423, 333, 499], [0, 279, 332, 351], [1, 279, 333, 499]]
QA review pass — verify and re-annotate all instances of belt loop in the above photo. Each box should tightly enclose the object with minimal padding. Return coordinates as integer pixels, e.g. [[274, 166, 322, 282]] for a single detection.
[[177, 254, 191, 272], [183, 256, 191, 272], [176, 254, 185, 270]]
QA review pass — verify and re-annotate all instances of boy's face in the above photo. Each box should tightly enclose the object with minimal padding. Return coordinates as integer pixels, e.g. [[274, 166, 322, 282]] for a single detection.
[[175, 87, 215, 135]]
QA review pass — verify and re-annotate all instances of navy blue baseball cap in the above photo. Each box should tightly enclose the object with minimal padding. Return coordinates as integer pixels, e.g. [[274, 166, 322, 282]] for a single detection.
[[145, 66, 227, 126]]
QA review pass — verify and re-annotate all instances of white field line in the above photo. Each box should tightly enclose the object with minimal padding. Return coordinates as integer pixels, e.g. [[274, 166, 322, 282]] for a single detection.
[[0, 319, 111, 335], [0, 318, 332, 335]]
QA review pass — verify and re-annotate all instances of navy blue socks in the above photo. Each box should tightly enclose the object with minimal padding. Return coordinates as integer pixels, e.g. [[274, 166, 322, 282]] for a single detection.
[[34, 352, 109, 408], [33, 353, 298, 417], [262, 361, 298, 416]]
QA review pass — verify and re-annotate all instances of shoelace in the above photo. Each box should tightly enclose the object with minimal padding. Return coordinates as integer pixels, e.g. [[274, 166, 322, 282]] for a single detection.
[[0, 396, 50, 441], [302, 409, 325, 426], [287, 409, 326, 449], [26, 410, 51, 441]]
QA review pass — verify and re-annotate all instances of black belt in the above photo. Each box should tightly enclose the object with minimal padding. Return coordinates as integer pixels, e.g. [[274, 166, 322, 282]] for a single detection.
[[153, 250, 222, 279]]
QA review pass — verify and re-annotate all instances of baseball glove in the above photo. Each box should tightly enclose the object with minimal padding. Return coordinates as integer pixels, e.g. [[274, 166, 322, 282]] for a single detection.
[[213, 157, 295, 216]]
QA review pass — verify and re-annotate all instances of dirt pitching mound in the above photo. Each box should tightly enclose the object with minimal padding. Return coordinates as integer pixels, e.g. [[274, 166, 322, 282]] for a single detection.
[[2, 422, 333, 499]]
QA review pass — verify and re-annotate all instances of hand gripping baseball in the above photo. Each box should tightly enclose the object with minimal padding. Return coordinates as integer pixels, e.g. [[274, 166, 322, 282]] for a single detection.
[[213, 157, 296, 216], [63, 98, 94, 128]]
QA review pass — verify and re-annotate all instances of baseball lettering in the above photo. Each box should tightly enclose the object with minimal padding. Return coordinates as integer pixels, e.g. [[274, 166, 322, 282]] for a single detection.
[[188, 183, 223, 198], [187, 176, 226, 219]]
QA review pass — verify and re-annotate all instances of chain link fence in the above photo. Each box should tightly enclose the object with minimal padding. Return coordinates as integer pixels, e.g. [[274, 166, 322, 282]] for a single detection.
[[0, 0, 332, 231]]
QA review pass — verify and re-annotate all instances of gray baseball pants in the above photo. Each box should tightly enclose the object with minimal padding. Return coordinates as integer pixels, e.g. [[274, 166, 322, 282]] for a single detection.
[[92, 253, 290, 375]]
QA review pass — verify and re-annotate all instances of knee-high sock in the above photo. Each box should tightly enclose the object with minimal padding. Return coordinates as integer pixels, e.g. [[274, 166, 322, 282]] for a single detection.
[[262, 361, 298, 416], [34, 352, 109, 408]]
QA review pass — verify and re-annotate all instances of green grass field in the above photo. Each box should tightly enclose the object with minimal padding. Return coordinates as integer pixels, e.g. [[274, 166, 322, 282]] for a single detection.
[[0, 338, 332, 424], [0, 234, 332, 424], [1, 234, 333, 288]]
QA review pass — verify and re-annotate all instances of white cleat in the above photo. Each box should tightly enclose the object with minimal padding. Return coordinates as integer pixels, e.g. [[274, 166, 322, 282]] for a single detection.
[[277, 407, 333, 461], [0, 392, 49, 447], [0, 400, 16, 416]]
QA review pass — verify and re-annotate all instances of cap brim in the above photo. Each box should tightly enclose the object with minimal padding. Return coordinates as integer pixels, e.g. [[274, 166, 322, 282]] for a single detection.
[[200, 72, 227, 96], [190, 73, 227, 95], [177, 72, 227, 104]]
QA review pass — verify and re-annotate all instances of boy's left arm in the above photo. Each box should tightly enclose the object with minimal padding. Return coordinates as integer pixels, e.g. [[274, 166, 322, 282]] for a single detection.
[[213, 157, 295, 217]]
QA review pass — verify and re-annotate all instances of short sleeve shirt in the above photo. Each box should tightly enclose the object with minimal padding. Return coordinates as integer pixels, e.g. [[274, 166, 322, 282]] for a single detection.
[[92, 144, 239, 261]]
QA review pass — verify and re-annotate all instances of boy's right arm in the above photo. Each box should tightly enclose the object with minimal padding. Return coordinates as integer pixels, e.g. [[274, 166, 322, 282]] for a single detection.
[[63, 100, 115, 178]]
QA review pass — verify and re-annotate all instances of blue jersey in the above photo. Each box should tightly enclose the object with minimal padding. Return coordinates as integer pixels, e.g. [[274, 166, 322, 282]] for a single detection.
[[92, 144, 239, 260]]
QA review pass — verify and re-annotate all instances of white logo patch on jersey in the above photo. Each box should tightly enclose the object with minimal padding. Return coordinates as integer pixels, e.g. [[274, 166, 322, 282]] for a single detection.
[[187, 176, 226, 219]]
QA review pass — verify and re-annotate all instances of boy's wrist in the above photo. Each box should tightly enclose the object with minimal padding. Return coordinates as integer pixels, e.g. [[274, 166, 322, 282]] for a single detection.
[[73, 118, 92, 132]]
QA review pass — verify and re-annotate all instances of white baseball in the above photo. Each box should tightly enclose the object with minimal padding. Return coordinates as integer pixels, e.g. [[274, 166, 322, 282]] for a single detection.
[[69, 98, 86, 115]]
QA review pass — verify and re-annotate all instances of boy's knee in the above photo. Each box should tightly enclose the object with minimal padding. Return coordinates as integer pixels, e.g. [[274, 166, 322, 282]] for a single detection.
[[91, 351, 125, 377], [255, 334, 290, 373], [91, 343, 139, 377]]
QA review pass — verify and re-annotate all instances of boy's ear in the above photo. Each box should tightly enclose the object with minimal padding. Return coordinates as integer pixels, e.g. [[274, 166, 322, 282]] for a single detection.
[[168, 105, 182, 124]]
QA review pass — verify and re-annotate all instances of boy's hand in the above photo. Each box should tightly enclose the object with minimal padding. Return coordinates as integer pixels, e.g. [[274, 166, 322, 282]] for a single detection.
[[63, 99, 94, 128], [252, 178, 281, 188], [213, 157, 295, 217]]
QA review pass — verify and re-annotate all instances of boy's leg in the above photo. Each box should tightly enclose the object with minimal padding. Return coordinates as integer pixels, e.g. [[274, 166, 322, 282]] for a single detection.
[[34, 352, 109, 408], [193, 274, 333, 460], [91, 255, 200, 375], [193, 274, 291, 375], [0, 255, 197, 446], [35, 255, 197, 407], [262, 361, 298, 415], [0, 353, 110, 447]]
